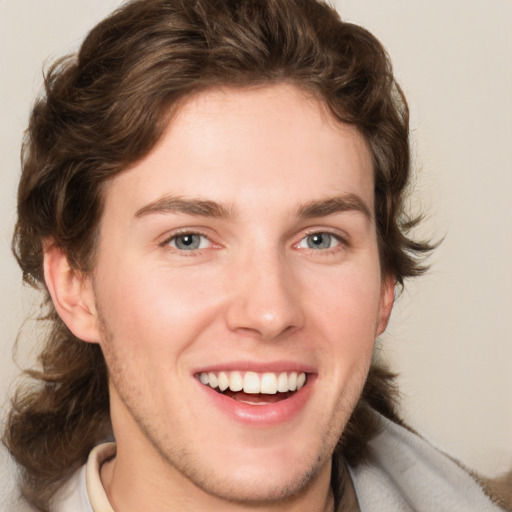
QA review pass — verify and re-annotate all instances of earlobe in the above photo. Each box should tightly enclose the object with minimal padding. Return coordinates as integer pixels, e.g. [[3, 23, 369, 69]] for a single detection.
[[43, 241, 100, 343], [377, 276, 395, 335]]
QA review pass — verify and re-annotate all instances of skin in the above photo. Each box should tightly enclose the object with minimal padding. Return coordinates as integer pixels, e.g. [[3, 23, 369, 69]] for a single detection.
[[45, 84, 394, 511]]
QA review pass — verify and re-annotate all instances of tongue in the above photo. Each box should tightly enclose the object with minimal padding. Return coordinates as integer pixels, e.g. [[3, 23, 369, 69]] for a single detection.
[[224, 390, 292, 405]]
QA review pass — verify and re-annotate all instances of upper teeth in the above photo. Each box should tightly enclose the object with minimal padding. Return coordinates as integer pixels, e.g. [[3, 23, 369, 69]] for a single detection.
[[199, 371, 307, 394]]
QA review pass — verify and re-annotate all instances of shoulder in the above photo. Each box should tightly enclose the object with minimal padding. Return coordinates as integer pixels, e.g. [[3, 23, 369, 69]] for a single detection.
[[51, 443, 116, 512], [346, 410, 511, 512], [0, 466, 89, 512], [479, 471, 512, 512], [0, 492, 36, 512], [50, 465, 91, 512]]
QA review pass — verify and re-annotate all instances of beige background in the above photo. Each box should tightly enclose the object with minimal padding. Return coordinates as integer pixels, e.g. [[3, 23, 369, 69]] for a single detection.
[[1, 0, 511, 504]]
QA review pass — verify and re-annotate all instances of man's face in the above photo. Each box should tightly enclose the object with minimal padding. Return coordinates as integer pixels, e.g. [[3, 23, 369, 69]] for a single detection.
[[88, 84, 393, 504]]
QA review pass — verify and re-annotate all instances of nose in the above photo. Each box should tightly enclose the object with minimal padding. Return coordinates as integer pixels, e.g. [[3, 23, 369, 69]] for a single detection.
[[225, 250, 304, 340]]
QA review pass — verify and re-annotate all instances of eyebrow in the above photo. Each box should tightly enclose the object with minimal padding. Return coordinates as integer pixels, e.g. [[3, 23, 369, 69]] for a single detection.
[[296, 194, 372, 220], [135, 196, 236, 219], [134, 193, 372, 221]]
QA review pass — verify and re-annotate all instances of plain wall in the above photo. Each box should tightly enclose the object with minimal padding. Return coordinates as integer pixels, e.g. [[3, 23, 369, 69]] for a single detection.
[[335, 0, 512, 478], [1, 0, 511, 504]]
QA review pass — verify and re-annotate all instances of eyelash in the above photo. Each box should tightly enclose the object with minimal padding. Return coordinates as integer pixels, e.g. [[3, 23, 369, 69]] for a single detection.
[[296, 231, 344, 251], [161, 228, 348, 256], [161, 230, 213, 254]]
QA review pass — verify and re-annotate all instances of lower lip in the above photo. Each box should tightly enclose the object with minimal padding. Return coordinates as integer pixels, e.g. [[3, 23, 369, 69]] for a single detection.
[[197, 377, 315, 426]]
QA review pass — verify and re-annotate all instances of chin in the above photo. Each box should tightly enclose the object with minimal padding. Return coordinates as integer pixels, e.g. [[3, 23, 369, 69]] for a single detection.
[[185, 455, 328, 506], [150, 428, 336, 507]]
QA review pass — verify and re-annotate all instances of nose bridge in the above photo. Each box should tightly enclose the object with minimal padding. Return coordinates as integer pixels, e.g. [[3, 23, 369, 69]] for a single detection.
[[226, 242, 303, 340]]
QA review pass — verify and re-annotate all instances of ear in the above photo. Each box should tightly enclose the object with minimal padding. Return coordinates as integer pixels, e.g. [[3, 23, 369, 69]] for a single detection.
[[376, 275, 395, 336], [43, 241, 101, 343]]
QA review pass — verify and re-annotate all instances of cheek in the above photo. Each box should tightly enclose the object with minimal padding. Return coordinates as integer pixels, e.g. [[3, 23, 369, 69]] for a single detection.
[[308, 262, 382, 325], [94, 260, 223, 352], [304, 262, 382, 359]]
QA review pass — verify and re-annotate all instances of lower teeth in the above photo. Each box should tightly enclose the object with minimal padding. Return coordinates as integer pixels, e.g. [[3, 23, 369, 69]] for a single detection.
[[223, 390, 292, 404]]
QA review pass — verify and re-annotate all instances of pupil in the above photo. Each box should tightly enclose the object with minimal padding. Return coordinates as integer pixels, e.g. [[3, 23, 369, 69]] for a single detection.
[[308, 233, 330, 249], [176, 234, 200, 250]]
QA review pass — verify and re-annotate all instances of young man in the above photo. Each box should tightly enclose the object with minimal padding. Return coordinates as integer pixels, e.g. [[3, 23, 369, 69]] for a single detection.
[[3, 0, 510, 511]]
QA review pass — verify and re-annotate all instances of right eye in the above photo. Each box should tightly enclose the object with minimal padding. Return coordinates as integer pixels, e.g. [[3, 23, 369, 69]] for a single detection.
[[296, 232, 342, 250], [166, 233, 211, 251]]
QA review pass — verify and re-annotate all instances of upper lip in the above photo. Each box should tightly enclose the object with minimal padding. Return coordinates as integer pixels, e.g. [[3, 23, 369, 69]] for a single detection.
[[193, 360, 316, 375]]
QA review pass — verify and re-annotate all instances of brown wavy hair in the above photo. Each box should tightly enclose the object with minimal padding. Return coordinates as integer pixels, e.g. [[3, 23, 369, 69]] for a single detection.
[[4, 0, 432, 509]]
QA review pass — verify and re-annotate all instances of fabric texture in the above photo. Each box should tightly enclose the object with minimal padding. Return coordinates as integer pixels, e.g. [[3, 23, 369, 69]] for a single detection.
[[50, 443, 115, 512], [347, 413, 505, 511]]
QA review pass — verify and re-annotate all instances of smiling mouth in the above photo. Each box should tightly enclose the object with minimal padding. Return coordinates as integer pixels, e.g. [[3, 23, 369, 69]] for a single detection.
[[198, 371, 308, 405]]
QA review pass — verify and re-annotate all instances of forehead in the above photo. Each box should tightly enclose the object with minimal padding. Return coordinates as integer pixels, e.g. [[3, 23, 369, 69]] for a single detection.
[[102, 84, 374, 218]]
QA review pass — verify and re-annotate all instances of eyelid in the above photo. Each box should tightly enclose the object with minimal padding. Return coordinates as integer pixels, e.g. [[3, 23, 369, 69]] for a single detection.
[[157, 226, 349, 253], [170, 233, 210, 250], [159, 228, 218, 251], [294, 227, 349, 247], [298, 233, 339, 249]]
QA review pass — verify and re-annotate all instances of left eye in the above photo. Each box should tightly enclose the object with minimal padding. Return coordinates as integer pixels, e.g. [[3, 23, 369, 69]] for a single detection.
[[297, 232, 340, 250], [167, 233, 211, 251]]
